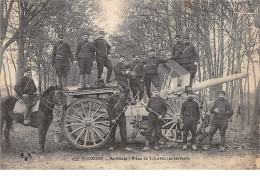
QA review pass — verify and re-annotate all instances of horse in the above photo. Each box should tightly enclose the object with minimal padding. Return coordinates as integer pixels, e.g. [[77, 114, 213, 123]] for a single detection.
[[1, 86, 67, 153]]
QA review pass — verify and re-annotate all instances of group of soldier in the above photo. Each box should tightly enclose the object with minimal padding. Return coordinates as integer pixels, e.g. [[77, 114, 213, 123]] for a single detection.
[[14, 31, 234, 152]]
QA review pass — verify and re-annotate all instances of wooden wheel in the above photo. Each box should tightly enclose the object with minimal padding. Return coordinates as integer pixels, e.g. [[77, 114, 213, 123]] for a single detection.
[[61, 98, 111, 149]]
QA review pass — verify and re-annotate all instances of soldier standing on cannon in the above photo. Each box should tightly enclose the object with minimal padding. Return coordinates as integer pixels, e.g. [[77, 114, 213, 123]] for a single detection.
[[14, 67, 37, 126], [127, 53, 145, 102], [171, 35, 184, 64], [92, 30, 113, 83], [114, 55, 131, 103], [179, 35, 199, 86], [107, 86, 133, 151], [143, 49, 167, 99], [142, 88, 167, 151], [51, 33, 74, 89], [203, 91, 234, 152], [75, 32, 100, 89], [180, 88, 200, 150]]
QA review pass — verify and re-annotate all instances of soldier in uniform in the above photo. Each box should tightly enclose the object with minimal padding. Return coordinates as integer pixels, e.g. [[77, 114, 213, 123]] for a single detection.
[[51, 33, 74, 89], [14, 67, 37, 126], [203, 91, 234, 152], [107, 86, 133, 151], [142, 88, 167, 151], [127, 53, 145, 102], [179, 35, 199, 86], [171, 35, 184, 64], [180, 90, 200, 150], [75, 32, 100, 89], [92, 30, 113, 83], [114, 55, 131, 103], [143, 49, 167, 99]]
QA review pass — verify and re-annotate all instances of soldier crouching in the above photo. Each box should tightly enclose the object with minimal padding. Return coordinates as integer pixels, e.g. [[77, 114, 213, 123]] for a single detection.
[[107, 86, 132, 151], [142, 88, 167, 151], [203, 91, 234, 152], [180, 91, 200, 150]]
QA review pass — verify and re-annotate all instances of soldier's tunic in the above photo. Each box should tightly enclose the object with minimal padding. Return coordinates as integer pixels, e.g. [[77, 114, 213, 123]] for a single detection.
[[126, 60, 145, 101], [14, 76, 37, 110], [179, 43, 199, 79], [143, 57, 166, 98], [171, 42, 185, 64], [75, 40, 100, 74], [92, 38, 113, 81], [145, 96, 167, 143], [181, 98, 200, 145], [206, 98, 234, 147], [107, 94, 127, 148], [114, 62, 130, 101], [51, 41, 74, 76]]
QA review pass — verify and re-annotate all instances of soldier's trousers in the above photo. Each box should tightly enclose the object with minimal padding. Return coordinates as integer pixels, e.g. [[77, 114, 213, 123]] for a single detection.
[[116, 78, 131, 102], [146, 116, 162, 143], [109, 115, 127, 148], [206, 118, 228, 147], [130, 77, 144, 100], [183, 120, 197, 145], [145, 73, 159, 98], [96, 56, 113, 81], [180, 63, 197, 85], [22, 94, 35, 120], [78, 57, 93, 74]]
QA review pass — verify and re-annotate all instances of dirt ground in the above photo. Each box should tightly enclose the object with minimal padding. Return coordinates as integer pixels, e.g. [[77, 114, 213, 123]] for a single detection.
[[0, 119, 259, 170]]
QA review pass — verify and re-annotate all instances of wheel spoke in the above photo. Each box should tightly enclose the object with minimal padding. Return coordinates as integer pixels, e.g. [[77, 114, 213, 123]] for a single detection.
[[91, 105, 102, 119], [94, 121, 110, 127], [90, 129, 96, 146], [84, 129, 89, 146], [165, 123, 175, 137], [162, 120, 175, 128], [65, 123, 82, 127], [69, 126, 84, 135], [94, 112, 108, 120], [75, 128, 85, 144], [72, 108, 85, 119], [88, 102, 92, 119], [81, 103, 88, 119], [93, 125, 109, 133], [92, 128, 104, 140], [67, 115, 83, 122], [167, 103, 176, 115]]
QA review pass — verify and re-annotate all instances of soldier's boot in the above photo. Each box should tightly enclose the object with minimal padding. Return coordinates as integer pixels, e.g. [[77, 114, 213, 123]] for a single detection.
[[154, 142, 160, 150], [24, 108, 32, 126], [219, 146, 226, 152], [192, 144, 197, 150], [62, 76, 69, 90], [202, 144, 210, 151], [57, 76, 62, 89], [78, 74, 85, 90], [183, 144, 188, 150], [85, 74, 91, 88], [142, 139, 149, 151]]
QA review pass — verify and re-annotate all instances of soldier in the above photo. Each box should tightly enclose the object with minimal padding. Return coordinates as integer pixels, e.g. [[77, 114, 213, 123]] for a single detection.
[[203, 91, 234, 152], [143, 49, 167, 99], [127, 53, 145, 102], [142, 88, 167, 151], [107, 86, 133, 151], [75, 32, 100, 89], [14, 67, 37, 126], [179, 35, 199, 86], [51, 33, 74, 89], [92, 30, 113, 83], [114, 55, 131, 103], [171, 35, 184, 64], [180, 89, 200, 150]]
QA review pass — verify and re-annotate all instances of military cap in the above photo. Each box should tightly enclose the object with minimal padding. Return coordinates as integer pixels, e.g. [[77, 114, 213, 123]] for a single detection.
[[58, 33, 64, 38], [149, 49, 155, 52], [24, 67, 31, 73], [185, 86, 193, 94], [219, 90, 225, 95], [82, 32, 90, 36], [175, 35, 181, 38], [99, 30, 105, 35], [183, 35, 190, 39]]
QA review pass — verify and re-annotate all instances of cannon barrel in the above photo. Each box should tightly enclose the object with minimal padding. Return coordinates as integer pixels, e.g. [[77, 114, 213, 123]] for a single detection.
[[163, 72, 247, 95]]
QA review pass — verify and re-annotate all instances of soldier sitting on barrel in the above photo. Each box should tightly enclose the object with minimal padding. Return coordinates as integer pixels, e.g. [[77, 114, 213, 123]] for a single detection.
[[180, 86, 200, 150]]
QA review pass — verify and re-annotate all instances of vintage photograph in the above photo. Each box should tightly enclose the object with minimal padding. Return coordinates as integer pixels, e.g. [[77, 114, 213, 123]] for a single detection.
[[0, 0, 259, 170]]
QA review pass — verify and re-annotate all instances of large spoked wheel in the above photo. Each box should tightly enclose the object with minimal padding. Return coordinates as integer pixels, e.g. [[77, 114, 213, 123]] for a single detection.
[[61, 98, 111, 149]]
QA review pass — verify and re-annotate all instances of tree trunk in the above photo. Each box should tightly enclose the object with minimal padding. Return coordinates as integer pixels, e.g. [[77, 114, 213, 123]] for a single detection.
[[2, 62, 10, 96]]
